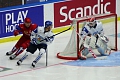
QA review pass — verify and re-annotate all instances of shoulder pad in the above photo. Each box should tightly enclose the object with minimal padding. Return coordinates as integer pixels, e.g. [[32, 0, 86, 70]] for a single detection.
[[37, 26, 44, 33], [96, 21, 102, 26], [31, 24, 38, 30]]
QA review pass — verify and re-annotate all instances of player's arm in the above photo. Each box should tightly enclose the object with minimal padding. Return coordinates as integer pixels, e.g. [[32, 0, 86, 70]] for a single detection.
[[30, 27, 38, 45], [45, 31, 54, 44], [13, 24, 22, 36], [80, 26, 91, 39]]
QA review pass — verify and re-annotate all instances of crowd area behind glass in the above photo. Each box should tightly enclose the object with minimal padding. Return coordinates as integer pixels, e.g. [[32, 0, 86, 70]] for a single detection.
[[0, 0, 63, 8]]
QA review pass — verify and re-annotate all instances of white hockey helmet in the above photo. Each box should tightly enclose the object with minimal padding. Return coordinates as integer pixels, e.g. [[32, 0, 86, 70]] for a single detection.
[[88, 17, 96, 27]]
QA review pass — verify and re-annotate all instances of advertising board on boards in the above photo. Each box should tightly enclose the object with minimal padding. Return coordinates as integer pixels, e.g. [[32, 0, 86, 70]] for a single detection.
[[54, 0, 116, 27], [0, 6, 44, 38]]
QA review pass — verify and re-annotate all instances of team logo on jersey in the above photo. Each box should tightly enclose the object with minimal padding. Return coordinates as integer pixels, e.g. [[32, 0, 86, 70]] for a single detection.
[[24, 30, 31, 36]]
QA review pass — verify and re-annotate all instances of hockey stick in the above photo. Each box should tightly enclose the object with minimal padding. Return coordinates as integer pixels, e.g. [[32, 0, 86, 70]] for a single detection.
[[71, 23, 97, 59], [32, 24, 73, 66], [38, 24, 73, 42], [52, 24, 73, 37], [88, 48, 107, 60], [45, 49, 48, 66], [31, 24, 73, 44]]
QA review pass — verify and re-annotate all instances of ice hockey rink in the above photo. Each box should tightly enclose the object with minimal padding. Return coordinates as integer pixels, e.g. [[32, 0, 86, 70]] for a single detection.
[[0, 21, 120, 80]]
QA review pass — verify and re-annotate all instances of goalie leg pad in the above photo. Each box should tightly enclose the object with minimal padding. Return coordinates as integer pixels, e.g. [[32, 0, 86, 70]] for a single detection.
[[81, 48, 89, 56], [97, 46, 109, 56], [96, 36, 110, 56]]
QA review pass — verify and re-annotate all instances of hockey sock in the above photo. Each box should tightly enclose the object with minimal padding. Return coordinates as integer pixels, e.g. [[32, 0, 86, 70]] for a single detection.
[[19, 52, 31, 61], [33, 48, 46, 63], [33, 53, 43, 63], [11, 46, 18, 53], [33, 48, 46, 65], [15, 47, 24, 56], [20, 54, 28, 62]]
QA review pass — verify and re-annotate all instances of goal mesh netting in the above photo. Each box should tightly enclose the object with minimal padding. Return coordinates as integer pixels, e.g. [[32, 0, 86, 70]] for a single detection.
[[57, 13, 117, 60]]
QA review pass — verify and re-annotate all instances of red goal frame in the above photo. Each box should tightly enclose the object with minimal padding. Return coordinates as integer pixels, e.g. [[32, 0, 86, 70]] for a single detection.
[[57, 13, 117, 60]]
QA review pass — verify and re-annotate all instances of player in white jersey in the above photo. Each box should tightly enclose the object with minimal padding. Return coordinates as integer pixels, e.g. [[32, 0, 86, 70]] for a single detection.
[[17, 21, 54, 67], [79, 17, 111, 60]]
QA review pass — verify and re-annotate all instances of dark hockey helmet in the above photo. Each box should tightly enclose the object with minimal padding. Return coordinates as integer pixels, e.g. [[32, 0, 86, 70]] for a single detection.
[[45, 21, 52, 28]]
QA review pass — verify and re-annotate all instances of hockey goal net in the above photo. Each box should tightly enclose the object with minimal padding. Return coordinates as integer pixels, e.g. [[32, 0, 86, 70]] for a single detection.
[[57, 13, 117, 60]]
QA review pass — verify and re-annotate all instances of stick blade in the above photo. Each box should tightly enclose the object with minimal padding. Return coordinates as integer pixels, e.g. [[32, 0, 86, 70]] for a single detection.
[[95, 56, 107, 60]]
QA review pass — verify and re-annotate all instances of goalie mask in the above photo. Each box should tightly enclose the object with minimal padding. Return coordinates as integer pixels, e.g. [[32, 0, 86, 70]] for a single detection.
[[88, 17, 96, 28]]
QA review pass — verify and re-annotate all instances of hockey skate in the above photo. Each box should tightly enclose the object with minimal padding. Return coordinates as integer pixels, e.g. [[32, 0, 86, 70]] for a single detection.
[[31, 61, 36, 68], [17, 60, 22, 66], [6, 51, 13, 56], [107, 47, 111, 55], [78, 50, 87, 60], [9, 54, 17, 60], [79, 55, 87, 60]]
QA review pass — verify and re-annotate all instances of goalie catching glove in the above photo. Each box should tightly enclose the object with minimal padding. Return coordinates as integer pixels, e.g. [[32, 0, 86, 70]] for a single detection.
[[99, 35, 109, 43]]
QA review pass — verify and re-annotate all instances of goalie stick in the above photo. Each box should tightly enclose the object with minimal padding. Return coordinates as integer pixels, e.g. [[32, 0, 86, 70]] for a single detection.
[[88, 48, 107, 60], [72, 23, 107, 60]]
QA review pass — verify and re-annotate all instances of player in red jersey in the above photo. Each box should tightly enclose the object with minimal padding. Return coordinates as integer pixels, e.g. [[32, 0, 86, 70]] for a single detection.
[[6, 18, 38, 60]]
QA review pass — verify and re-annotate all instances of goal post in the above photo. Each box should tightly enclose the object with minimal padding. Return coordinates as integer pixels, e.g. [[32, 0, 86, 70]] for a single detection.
[[57, 13, 117, 60]]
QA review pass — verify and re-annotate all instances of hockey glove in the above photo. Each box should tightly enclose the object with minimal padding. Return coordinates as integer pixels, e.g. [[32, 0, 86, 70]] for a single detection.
[[32, 38, 38, 45], [45, 37, 54, 43], [14, 30, 19, 36], [45, 37, 51, 42], [100, 36, 109, 43], [93, 31, 98, 36]]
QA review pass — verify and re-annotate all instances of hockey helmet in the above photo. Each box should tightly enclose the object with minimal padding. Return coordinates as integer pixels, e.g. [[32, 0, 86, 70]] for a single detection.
[[45, 21, 52, 28], [88, 17, 96, 27], [24, 18, 31, 23]]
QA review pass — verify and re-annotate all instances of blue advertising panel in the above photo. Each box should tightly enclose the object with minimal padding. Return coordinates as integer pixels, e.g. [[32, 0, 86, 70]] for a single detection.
[[0, 5, 44, 38]]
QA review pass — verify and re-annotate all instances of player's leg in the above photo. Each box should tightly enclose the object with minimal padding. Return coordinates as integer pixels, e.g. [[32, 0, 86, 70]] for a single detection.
[[31, 43, 47, 67], [9, 38, 30, 60], [79, 35, 94, 60], [6, 46, 18, 56], [81, 47, 89, 56], [96, 44, 110, 56], [79, 35, 98, 60], [79, 44, 87, 60], [17, 43, 37, 65], [96, 38, 111, 56], [6, 36, 27, 56]]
